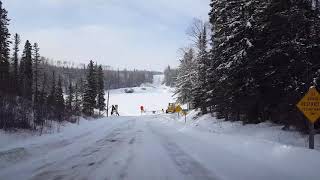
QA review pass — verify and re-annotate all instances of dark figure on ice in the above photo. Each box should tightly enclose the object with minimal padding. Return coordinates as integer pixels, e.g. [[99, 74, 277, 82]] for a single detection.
[[111, 105, 120, 116]]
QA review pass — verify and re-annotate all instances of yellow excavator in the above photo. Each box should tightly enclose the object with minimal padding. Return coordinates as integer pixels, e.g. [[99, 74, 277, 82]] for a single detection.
[[166, 103, 177, 113]]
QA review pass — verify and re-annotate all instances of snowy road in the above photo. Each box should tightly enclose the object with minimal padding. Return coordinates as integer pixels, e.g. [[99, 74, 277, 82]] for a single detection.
[[1, 115, 320, 180]]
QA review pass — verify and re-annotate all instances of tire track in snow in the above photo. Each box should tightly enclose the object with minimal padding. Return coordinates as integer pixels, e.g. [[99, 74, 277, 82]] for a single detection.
[[31, 118, 138, 180], [147, 121, 220, 180], [117, 149, 135, 180], [117, 137, 136, 180]]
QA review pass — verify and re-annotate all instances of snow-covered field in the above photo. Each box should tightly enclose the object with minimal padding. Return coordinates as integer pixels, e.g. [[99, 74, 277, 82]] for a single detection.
[[107, 75, 175, 116], [1, 74, 320, 180]]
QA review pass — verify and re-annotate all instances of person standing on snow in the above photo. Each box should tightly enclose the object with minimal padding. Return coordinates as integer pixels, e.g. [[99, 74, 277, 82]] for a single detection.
[[140, 106, 145, 115], [111, 105, 120, 116]]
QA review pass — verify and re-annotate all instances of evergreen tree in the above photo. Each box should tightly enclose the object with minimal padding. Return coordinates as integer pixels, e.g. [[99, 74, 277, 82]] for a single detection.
[[18, 55, 25, 96], [174, 48, 197, 107], [0, 1, 11, 93], [192, 25, 209, 114], [33, 43, 41, 104], [201, 0, 320, 127], [55, 76, 65, 121], [246, 0, 320, 125], [94, 63, 98, 99], [11, 33, 20, 94], [47, 71, 56, 111], [78, 77, 84, 110], [97, 65, 106, 115], [82, 60, 96, 116], [74, 82, 81, 116], [206, 0, 247, 119], [66, 80, 74, 114], [35, 72, 48, 127], [39, 72, 47, 106], [21, 40, 33, 100]]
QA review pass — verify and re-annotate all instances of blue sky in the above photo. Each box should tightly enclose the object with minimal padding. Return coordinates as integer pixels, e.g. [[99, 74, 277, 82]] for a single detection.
[[2, 0, 210, 71]]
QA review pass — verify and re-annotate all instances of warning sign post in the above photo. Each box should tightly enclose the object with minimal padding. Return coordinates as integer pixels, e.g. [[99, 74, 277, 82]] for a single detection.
[[296, 86, 320, 149]]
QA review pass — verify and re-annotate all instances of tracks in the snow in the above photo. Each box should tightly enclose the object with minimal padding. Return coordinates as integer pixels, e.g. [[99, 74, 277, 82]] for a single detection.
[[148, 121, 219, 180], [2, 117, 221, 180], [31, 118, 138, 180]]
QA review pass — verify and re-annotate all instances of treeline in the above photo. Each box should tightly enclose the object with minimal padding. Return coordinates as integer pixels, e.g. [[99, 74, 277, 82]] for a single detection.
[[0, 37, 106, 132], [175, 0, 320, 131], [0, 1, 153, 132], [39, 61, 155, 90], [104, 69, 154, 89]]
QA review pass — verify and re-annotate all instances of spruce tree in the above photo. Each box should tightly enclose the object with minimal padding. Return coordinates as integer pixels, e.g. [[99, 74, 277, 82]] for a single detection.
[[0, 1, 11, 93], [47, 71, 56, 112], [192, 25, 209, 114], [207, 0, 250, 119], [78, 77, 84, 109], [21, 40, 33, 100], [174, 48, 197, 107], [66, 80, 74, 114], [39, 72, 47, 106], [33, 43, 41, 104], [247, 0, 320, 125], [206, 0, 229, 118], [18, 56, 24, 96], [35, 72, 48, 127], [82, 60, 96, 116], [33, 43, 42, 125], [12, 33, 20, 94], [55, 76, 65, 121], [74, 82, 81, 116], [203, 0, 320, 127], [97, 65, 106, 115], [94, 63, 98, 99]]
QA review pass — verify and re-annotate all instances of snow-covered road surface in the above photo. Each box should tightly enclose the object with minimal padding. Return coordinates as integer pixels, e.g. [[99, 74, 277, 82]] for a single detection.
[[1, 115, 320, 180]]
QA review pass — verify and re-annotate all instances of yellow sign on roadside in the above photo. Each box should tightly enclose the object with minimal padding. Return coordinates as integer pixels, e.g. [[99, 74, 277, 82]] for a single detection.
[[175, 105, 183, 113], [297, 86, 320, 124]]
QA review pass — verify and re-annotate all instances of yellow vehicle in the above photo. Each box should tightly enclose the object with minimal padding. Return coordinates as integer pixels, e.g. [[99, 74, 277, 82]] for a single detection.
[[166, 103, 177, 113]]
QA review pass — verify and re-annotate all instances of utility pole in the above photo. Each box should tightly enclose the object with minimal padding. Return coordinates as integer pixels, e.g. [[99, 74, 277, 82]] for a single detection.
[[106, 83, 110, 117]]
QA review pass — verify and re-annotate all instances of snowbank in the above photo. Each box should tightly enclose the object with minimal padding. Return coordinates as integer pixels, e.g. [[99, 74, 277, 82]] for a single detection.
[[161, 110, 320, 150], [0, 117, 130, 169]]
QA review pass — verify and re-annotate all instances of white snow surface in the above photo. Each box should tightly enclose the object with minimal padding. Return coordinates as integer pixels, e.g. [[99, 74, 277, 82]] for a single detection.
[[173, 111, 320, 150], [107, 74, 175, 116], [1, 75, 320, 180], [1, 115, 320, 180]]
